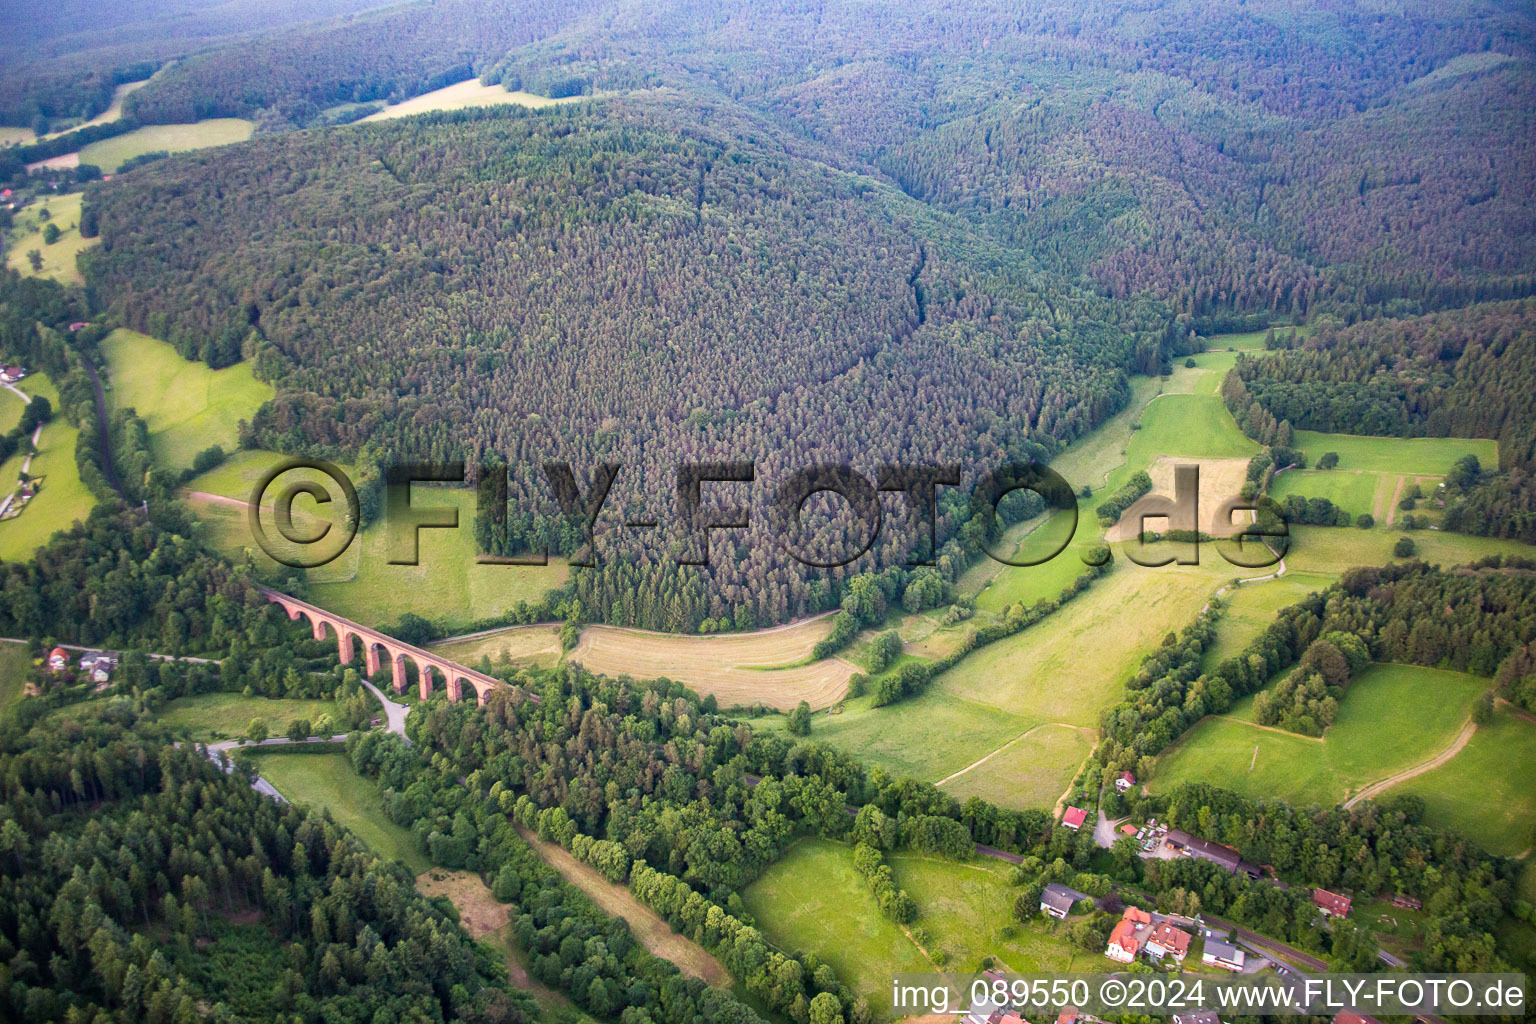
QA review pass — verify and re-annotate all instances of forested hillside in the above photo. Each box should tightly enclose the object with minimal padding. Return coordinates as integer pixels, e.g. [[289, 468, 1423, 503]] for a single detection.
[[0, 713, 533, 1023], [95, 0, 1536, 320], [82, 97, 1157, 629], [1224, 301, 1536, 541]]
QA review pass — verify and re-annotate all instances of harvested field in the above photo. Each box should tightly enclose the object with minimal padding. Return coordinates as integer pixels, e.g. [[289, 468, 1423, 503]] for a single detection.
[[568, 613, 854, 710], [1104, 456, 1252, 542], [415, 870, 509, 939], [516, 826, 730, 986], [432, 624, 562, 668]]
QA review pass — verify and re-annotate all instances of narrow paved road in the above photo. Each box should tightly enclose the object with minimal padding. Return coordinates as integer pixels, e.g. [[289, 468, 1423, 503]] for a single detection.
[[1343, 717, 1476, 809]]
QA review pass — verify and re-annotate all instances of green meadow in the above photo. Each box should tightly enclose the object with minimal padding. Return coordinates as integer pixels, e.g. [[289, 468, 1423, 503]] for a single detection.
[[103, 328, 274, 471], [742, 839, 1087, 1020], [0, 642, 31, 715], [1269, 469, 1390, 520], [741, 839, 932, 1020], [1151, 664, 1486, 807], [1290, 430, 1497, 476], [5, 191, 95, 284], [0, 373, 96, 561], [1395, 709, 1536, 857], [80, 119, 255, 172], [252, 750, 430, 872], [155, 692, 347, 740], [184, 450, 568, 630]]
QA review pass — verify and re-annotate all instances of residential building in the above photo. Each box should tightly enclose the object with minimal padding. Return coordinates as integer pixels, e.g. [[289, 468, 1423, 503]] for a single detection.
[[1164, 829, 1261, 878], [47, 647, 68, 672], [1313, 888, 1351, 918], [1144, 921, 1192, 962], [78, 651, 118, 683], [1104, 906, 1151, 962], [1173, 1011, 1222, 1024], [1201, 938, 1245, 972], [1062, 806, 1087, 829], [1115, 770, 1135, 792], [1039, 883, 1081, 920]]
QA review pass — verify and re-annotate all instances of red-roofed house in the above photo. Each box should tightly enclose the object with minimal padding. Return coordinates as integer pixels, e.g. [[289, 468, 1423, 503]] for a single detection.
[[1105, 917, 1140, 962], [1145, 921, 1192, 962], [1334, 1013, 1381, 1024], [1055, 1009, 1079, 1024], [1061, 806, 1087, 830], [1313, 888, 1352, 918], [1115, 770, 1136, 792], [47, 647, 68, 671], [1123, 906, 1151, 925], [0, 365, 24, 383], [1119, 823, 1138, 837]]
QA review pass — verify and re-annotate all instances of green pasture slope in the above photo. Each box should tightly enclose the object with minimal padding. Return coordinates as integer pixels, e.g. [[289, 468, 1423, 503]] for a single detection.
[[155, 692, 346, 740], [1395, 708, 1536, 857], [0, 373, 97, 561], [252, 749, 430, 872], [103, 328, 274, 471], [742, 839, 1086, 1020], [80, 119, 255, 172], [184, 450, 568, 630], [1151, 664, 1486, 807]]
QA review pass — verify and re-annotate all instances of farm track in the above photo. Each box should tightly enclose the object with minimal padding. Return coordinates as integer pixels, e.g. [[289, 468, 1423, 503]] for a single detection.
[[1342, 717, 1476, 809]]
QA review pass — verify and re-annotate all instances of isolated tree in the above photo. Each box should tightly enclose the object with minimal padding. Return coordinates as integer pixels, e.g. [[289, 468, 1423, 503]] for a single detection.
[[1394, 536, 1417, 557], [1355, 513, 1374, 529], [1316, 452, 1339, 469], [246, 718, 268, 742], [786, 700, 813, 736], [26, 250, 41, 272]]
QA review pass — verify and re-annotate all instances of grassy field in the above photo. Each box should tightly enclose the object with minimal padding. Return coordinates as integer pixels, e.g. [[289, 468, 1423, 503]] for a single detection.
[[0, 126, 34, 146], [892, 851, 1086, 973], [1394, 708, 1536, 857], [184, 451, 568, 629], [741, 839, 932, 1019], [80, 119, 254, 172], [38, 79, 147, 140], [0, 642, 31, 716], [0, 374, 96, 561], [155, 692, 344, 739], [4, 191, 96, 284], [361, 80, 589, 121], [1270, 469, 1389, 520], [103, 328, 273, 471], [569, 615, 853, 710], [1151, 664, 1487, 807], [1284, 523, 1535, 578], [252, 750, 429, 872], [936, 723, 1096, 812], [1201, 571, 1331, 671], [1290, 430, 1497, 476], [742, 839, 1086, 1020], [432, 624, 563, 670], [756, 686, 1040, 785]]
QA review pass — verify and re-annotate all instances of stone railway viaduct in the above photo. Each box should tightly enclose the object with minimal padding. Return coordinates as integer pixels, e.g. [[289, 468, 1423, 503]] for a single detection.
[[260, 588, 526, 706]]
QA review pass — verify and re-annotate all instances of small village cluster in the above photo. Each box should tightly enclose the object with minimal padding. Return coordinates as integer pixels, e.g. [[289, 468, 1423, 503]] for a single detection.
[[47, 646, 117, 683]]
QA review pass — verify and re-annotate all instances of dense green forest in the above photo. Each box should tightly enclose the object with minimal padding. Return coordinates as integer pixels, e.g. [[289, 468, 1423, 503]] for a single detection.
[[81, 97, 1157, 629], [77, 0, 1536, 319], [0, 713, 535, 1023], [1224, 300, 1536, 541]]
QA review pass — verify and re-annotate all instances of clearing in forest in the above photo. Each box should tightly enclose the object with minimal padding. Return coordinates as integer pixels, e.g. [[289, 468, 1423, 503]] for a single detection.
[[103, 328, 273, 470], [515, 826, 731, 987], [1150, 664, 1486, 808], [361, 80, 589, 121], [568, 615, 854, 710]]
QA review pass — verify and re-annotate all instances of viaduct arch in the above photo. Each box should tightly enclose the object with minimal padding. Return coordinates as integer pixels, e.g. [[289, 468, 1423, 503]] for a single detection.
[[259, 587, 517, 706]]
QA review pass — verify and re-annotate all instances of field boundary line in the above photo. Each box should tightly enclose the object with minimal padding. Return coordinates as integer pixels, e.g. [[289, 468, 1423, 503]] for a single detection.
[[1210, 714, 1326, 742], [933, 720, 1088, 787]]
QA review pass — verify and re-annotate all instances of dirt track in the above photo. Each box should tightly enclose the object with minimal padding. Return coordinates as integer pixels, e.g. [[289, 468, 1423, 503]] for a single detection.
[[568, 613, 854, 710], [1343, 717, 1476, 808]]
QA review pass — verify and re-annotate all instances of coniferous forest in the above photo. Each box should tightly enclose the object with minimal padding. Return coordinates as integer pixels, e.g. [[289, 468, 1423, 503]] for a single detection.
[[2, 2, 1536, 1021]]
